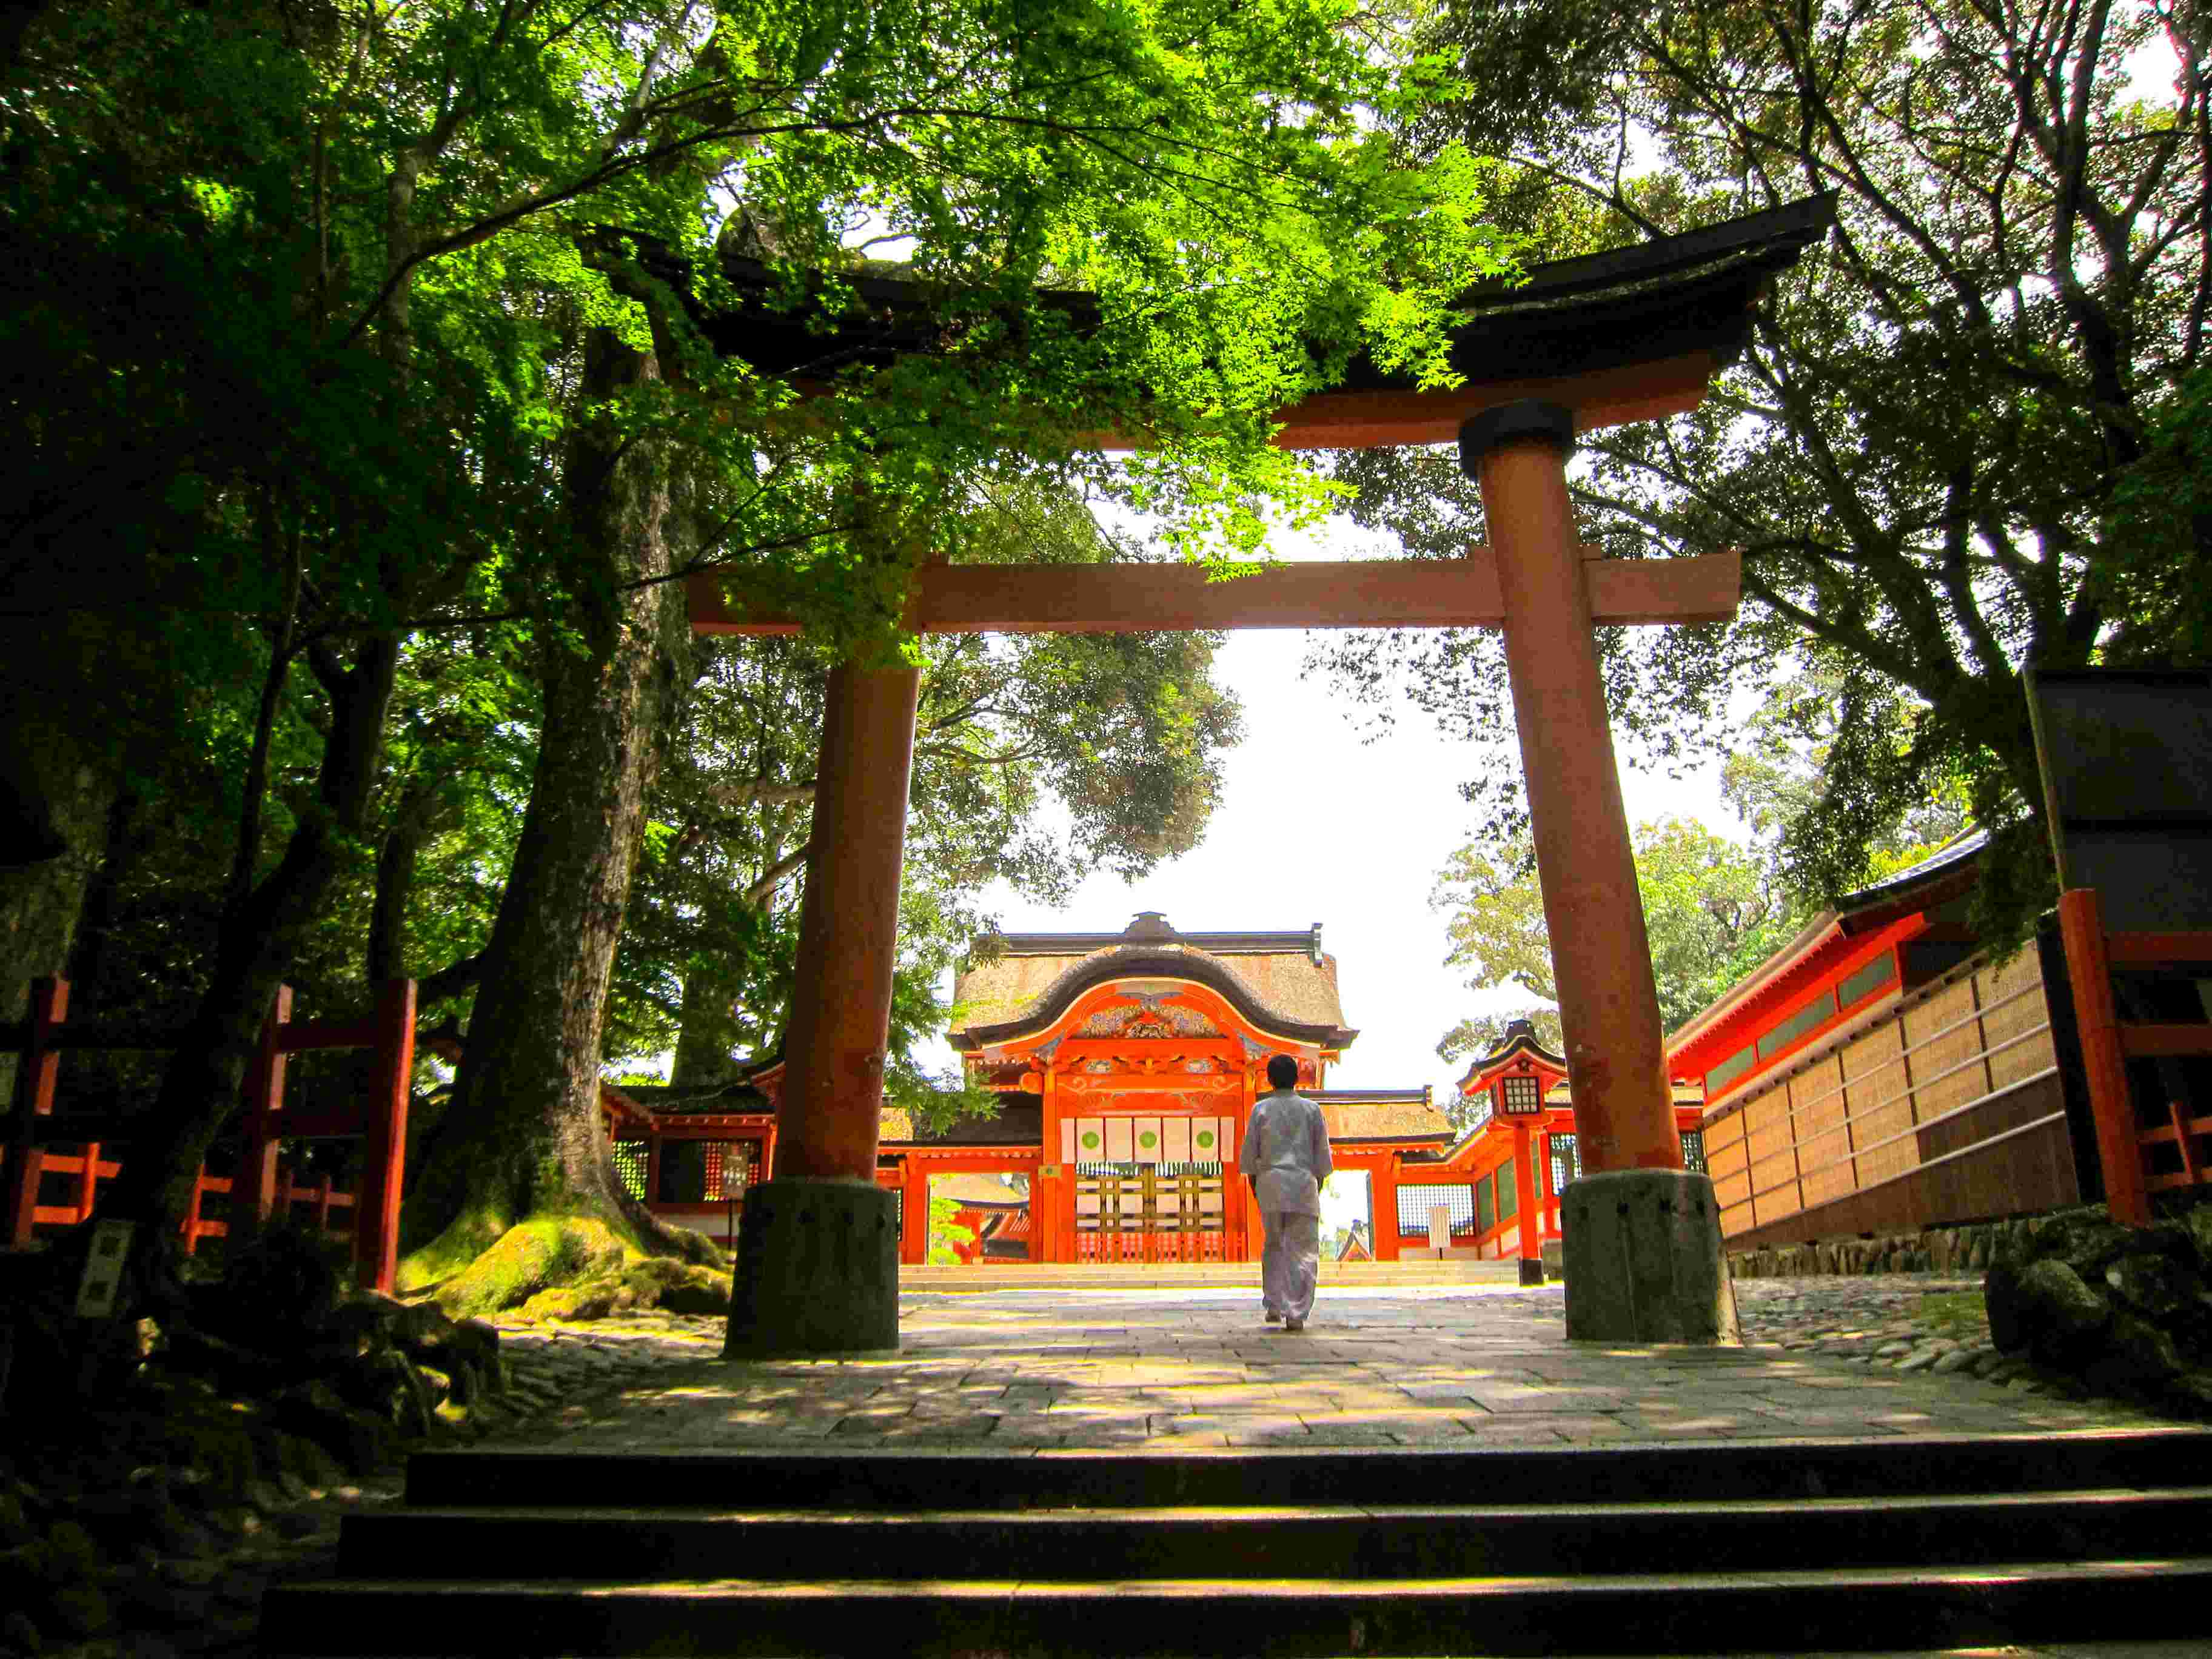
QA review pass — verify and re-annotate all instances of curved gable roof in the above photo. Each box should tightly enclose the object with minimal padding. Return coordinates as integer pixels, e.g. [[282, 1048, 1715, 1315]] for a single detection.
[[950, 924, 1356, 1053]]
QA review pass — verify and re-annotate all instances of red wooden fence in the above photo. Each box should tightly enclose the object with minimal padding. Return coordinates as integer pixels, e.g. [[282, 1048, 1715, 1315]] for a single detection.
[[0, 977, 414, 1292]]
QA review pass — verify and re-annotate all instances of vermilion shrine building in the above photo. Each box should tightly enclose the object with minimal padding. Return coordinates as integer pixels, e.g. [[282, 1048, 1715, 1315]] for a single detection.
[[603, 913, 1701, 1273]]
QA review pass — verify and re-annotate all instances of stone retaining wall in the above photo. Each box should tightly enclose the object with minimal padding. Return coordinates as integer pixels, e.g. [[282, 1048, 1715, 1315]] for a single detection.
[[1726, 1215, 2053, 1279]]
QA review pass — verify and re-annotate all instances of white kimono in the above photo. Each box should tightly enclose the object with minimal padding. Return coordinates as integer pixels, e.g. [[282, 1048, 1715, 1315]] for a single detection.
[[1241, 1088, 1333, 1322]]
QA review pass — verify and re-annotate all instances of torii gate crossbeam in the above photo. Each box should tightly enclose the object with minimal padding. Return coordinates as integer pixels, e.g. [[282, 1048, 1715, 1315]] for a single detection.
[[711, 197, 1833, 1356]]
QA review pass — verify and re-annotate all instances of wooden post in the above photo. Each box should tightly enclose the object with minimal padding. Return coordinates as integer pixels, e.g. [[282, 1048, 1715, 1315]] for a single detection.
[[645, 1132, 665, 1209], [1036, 1063, 1061, 1264], [2171, 1098, 2203, 1188], [2058, 888, 2152, 1226], [180, 1173, 207, 1255], [900, 1161, 930, 1266], [1372, 1156, 1401, 1261], [354, 977, 415, 1294], [1464, 406, 1680, 1176], [1230, 1065, 1258, 1261], [773, 663, 923, 1181], [233, 985, 294, 1229], [1513, 1122, 1544, 1284], [3, 977, 67, 1247], [74, 1141, 100, 1222]]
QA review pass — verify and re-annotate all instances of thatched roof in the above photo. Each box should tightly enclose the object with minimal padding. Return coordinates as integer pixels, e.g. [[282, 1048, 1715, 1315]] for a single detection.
[[950, 913, 1355, 1051]]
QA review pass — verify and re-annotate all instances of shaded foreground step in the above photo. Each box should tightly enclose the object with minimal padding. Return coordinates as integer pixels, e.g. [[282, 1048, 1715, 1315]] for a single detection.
[[398, 1426, 2212, 1510], [260, 1432, 2212, 1657], [260, 1558, 2212, 1657], [331, 1489, 2212, 1581]]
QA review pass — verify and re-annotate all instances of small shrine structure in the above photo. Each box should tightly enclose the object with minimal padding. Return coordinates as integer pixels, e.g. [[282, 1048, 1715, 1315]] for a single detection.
[[1444, 1021, 1704, 1282]]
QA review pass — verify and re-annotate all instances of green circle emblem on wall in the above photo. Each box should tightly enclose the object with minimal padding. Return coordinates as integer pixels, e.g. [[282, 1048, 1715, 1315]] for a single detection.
[[1138, 1131, 1157, 1148], [1082, 1131, 1101, 1150], [1195, 1130, 1215, 1148]]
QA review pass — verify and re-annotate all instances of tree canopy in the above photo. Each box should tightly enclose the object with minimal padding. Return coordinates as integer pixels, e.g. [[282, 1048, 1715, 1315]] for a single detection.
[[1, 0, 1509, 1298], [1318, 0, 2210, 942]]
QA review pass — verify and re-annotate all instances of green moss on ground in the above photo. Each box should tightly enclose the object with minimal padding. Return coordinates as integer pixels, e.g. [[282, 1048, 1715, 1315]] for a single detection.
[[429, 1217, 631, 1318], [409, 1211, 732, 1321], [516, 1255, 731, 1322], [1915, 1290, 1989, 1338]]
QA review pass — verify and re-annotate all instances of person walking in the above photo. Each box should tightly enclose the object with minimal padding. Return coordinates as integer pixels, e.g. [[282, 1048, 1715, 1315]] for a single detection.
[[1241, 1053, 1333, 1332]]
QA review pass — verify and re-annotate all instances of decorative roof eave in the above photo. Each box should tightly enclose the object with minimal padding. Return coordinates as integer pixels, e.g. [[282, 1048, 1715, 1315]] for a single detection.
[[948, 947, 1358, 1054], [880, 1144, 1047, 1158], [1665, 831, 1986, 1074]]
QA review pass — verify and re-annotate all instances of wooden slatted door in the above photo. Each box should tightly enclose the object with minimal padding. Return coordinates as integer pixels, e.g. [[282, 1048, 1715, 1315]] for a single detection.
[[1066, 1116, 1230, 1263], [1155, 1168, 1226, 1262]]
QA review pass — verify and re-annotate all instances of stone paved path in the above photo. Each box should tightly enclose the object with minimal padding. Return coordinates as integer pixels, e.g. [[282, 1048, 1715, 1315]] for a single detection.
[[494, 1275, 2177, 1450]]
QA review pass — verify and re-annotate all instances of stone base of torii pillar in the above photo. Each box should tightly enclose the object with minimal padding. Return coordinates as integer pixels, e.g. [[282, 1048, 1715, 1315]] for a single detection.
[[1460, 401, 1740, 1346]]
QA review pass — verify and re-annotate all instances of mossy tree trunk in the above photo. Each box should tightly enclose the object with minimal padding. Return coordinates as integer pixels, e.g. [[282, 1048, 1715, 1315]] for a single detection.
[[400, 326, 710, 1312]]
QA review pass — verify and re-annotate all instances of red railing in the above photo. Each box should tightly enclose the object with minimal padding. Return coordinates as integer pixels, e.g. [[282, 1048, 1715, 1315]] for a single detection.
[[1, 977, 414, 1291], [2057, 890, 2212, 1226]]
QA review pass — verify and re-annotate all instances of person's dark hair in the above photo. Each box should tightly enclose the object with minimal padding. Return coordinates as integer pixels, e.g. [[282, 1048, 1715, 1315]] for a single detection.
[[1266, 1054, 1298, 1089]]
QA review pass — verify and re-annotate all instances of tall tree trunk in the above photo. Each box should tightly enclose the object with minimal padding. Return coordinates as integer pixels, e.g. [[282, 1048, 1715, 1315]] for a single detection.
[[669, 971, 746, 1087], [400, 327, 699, 1300]]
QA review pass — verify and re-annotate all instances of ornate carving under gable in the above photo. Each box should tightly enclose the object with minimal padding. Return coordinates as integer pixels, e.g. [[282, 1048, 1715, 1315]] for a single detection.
[[1075, 999, 1222, 1041]]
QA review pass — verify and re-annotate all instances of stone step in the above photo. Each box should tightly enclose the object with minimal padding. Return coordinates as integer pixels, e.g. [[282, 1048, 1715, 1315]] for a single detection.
[[400, 1427, 2212, 1512], [257, 1556, 2212, 1657], [330, 1487, 2212, 1583]]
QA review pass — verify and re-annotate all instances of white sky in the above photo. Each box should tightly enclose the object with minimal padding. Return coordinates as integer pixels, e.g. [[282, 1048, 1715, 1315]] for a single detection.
[[911, 498, 1739, 1231]]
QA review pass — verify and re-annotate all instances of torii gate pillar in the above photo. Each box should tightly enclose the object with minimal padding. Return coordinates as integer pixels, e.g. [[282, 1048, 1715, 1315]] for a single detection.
[[1462, 401, 1739, 1345], [724, 660, 918, 1356]]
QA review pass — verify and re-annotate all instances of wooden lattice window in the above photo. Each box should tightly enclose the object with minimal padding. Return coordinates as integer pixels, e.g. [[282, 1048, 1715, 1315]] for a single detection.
[[611, 1140, 649, 1202]]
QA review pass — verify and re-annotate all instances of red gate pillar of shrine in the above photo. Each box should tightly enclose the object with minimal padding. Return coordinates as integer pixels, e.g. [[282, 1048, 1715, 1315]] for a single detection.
[[725, 660, 920, 1355], [1370, 1155, 1400, 1261], [1511, 1122, 1543, 1286], [899, 1160, 930, 1267], [1231, 1064, 1258, 1262], [1462, 401, 1738, 1343], [1035, 1063, 1062, 1264]]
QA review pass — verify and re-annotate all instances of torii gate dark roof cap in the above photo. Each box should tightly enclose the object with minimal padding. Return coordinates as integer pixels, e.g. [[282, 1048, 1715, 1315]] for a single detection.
[[694, 195, 1837, 399]]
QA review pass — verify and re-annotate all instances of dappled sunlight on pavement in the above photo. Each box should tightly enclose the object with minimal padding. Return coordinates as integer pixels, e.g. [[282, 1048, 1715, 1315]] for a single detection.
[[511, 1279, 2170, 1452]]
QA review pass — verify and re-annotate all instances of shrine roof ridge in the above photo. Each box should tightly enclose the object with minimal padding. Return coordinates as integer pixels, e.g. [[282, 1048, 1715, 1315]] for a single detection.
[[973, 923, 1323, 961]]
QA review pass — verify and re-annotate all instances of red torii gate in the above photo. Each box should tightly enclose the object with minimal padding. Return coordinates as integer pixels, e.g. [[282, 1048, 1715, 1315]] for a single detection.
[[708, 199, 1833, 1353]]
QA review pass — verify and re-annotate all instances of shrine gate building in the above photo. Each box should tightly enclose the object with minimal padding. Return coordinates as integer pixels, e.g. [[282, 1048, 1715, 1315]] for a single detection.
[[911, 911, 1455, 1265]]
